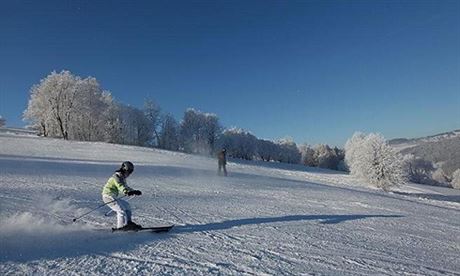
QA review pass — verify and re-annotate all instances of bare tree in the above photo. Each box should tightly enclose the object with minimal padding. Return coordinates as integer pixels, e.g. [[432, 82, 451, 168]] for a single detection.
[[158, 114, 180, 151], [116, 104, 152, 146], [144, 99, 161, 146], [180, 108, 221, 155]]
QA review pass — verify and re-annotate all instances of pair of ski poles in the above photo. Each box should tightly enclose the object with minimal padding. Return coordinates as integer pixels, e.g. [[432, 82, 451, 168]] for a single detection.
[[72, 195, 133, 222]]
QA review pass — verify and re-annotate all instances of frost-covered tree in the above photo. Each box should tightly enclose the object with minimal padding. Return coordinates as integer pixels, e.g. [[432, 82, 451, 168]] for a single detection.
[[23, 71, 80, 138], [67, 77, 111, 141], [344, 132, 366, 177], [218, 128, 258, 160], [102, 94, 123, 144], [256, 139, 277, 162], [299, 144, 344, 170], [23, 71, 112, 141], [158, 114, 180, 151], [180, 108, 221, 155], [451, 169, 460, 189], [334, 147, 347, 171], [23, 82, 49, 135], [299, 144, 316, 167], [314, 144, 340, 169], [337, 159, 349, 172], [0, 116, 5, 127], [274, 137, 301, 164], [431, 167, 449, 186], [403, 154, 436, 185], [345, 132, 406, 191]]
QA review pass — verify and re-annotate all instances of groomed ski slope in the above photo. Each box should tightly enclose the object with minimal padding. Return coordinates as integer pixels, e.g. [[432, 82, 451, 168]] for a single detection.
[[0, 132, 459, 275]]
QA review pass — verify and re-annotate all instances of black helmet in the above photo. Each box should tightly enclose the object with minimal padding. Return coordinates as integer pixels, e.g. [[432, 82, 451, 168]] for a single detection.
[[121, 161, 134, 174]]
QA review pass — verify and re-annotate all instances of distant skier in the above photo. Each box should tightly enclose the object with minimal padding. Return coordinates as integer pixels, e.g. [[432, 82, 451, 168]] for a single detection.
[[102, 161, 143, 231], [217, 148, 228, 176]]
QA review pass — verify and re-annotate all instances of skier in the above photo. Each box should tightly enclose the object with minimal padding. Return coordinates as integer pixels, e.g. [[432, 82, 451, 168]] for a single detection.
[[102, 161, 143, 231], [217, 148, 228, 176]]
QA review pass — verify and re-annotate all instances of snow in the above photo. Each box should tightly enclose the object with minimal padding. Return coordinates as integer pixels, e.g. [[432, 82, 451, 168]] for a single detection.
[[1, 133, 459, 275], [390, 129, 460, 152]]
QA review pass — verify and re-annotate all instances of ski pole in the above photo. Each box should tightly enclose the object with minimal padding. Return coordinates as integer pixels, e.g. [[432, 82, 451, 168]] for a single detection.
[[104, 195, 134, 216], [72, 195, 127, 222]]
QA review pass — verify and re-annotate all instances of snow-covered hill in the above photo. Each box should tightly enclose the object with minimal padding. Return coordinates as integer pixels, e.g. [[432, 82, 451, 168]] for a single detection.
[[390, 129, 460, 146], [390, 129, 460, 176], [0, 127, 38, 137], [1, 133, 459, 275]]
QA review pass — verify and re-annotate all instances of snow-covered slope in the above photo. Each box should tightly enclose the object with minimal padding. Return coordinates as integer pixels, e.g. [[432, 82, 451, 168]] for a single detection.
[[1, 133, 459, 275], [390, 130, 460, 176], [390, 129, 460, 146]]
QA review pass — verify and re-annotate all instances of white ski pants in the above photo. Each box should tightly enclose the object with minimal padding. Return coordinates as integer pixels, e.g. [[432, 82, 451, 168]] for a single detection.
[[102, 195, 132, 228]]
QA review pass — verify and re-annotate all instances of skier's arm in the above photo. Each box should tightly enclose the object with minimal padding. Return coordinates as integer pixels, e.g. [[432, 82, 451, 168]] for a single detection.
[[114, 179, 141, 196], [118, 182, 133, 195], [111, 175, 141, 196], [108, 176, 132, 195]]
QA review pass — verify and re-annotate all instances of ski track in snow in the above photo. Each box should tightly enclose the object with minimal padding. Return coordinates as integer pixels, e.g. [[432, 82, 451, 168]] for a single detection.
[[0, 133, 459, 275]]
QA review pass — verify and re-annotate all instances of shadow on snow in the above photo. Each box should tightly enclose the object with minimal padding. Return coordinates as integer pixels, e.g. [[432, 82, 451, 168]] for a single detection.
[[174, 214, 404, 234]]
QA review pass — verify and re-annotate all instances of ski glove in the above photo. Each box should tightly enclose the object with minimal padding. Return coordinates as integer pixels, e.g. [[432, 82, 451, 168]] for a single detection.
[[127, 190, 142, 196]]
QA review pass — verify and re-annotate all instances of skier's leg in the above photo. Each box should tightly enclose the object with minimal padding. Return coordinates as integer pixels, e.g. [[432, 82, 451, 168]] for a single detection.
[[117, 199, 143, 229], [117, 199, 132, 224], [103, 195, 130, 228], [223, 164, 227, 176]]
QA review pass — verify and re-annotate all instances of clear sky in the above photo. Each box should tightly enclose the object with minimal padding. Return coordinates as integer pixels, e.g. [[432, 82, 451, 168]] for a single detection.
[[1, 0, 459, 146]]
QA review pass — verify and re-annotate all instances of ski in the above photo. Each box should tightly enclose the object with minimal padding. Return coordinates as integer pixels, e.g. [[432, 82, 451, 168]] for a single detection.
[[111, 225, 174, 233], [140, 225, 174, 233]]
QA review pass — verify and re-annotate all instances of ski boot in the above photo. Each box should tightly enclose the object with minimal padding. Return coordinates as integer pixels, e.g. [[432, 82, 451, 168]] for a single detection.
[[119, 221, 143, 231]]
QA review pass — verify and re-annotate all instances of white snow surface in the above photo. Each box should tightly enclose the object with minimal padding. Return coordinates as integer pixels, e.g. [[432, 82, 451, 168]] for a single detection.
[[0, 133, 459, 275]]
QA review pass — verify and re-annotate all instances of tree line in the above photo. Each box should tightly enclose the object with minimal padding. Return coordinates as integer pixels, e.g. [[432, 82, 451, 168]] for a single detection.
[[22, 71, 460, 191], [23, 71, 345, 170]]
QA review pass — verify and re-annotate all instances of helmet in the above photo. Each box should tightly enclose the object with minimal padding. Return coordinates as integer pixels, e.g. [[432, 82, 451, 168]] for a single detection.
[[121, 161, 134, 175]]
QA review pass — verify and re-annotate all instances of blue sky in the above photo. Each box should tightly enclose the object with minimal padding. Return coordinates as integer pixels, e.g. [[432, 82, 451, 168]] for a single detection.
[[1, 0, 459, 146]]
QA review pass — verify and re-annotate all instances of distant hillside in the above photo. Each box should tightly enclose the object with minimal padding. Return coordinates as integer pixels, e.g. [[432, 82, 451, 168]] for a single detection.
[[0, 127, 38, 136], [390, 130, 460, 176], [390, 129, 460, 145]]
